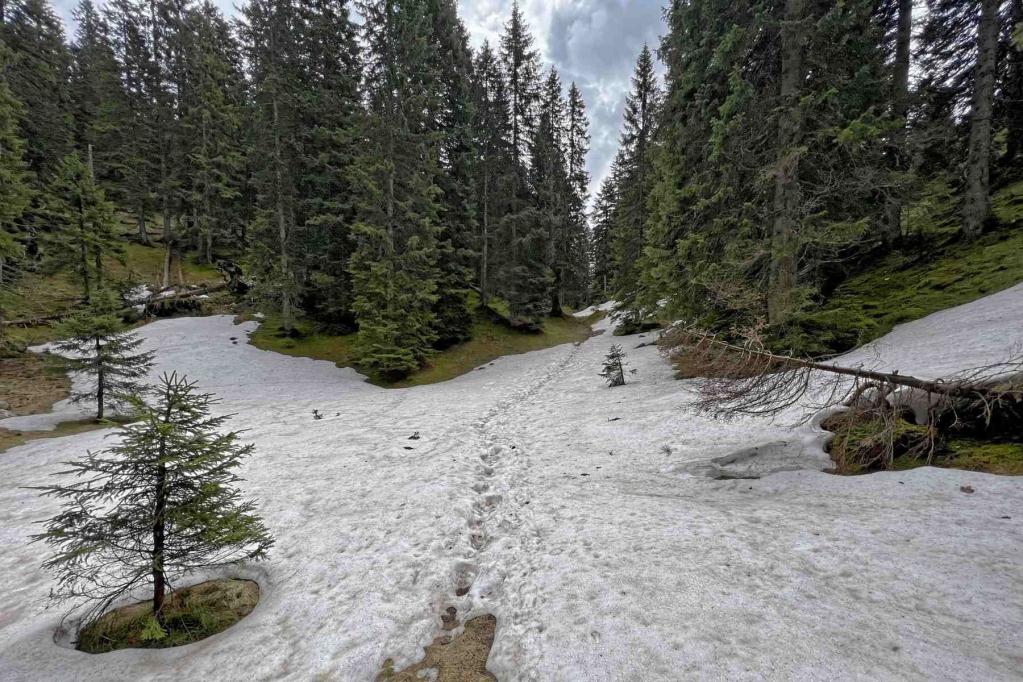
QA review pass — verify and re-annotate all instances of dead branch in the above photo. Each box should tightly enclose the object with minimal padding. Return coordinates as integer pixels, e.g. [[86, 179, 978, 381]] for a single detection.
[[1, 284, 228, 329], [660, 326, 1023, 421]]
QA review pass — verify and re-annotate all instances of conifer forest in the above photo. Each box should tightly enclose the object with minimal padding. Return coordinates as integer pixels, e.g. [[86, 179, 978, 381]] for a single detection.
[[1, 0, 1022, 679]]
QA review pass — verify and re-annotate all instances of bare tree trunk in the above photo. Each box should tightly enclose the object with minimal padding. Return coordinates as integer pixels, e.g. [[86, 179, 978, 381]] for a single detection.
[[162, 236, 172, 290], [87, 146, 105, 293], [962, 0, 1000, 239], [79, 194, 92, 303], [768, 0, 807, 326], [151, 415, 169, 623], [95, 336, 104, 420], [882, 0, 913, 244], [137, 203, 151, 246], [481, 169, 489, 305]]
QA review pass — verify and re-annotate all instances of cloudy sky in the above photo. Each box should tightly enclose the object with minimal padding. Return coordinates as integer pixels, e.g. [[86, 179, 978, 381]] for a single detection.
[[52, 0, 666, 205]]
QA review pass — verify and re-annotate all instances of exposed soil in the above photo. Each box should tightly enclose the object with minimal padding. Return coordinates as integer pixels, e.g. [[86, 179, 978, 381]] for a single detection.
[[0, 353, 70, 416], [378, 610, 497, 682]]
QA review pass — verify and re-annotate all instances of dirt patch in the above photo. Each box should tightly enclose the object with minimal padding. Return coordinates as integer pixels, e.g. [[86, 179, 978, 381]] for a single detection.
[[77, 578, 260, 654], [0, 353, 70, 416], [379, 609, 497, 682], [0, 419, 121, 454]]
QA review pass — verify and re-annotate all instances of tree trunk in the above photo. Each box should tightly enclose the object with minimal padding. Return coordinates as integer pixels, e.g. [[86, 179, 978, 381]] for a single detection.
[[162, 237, 172, 289], [79, 194, 92, 303], [95, 336, 104, 420], [962, 0, 1000, 239], [882, 0, 913, 244], [768, 0, 807, 326], [152, 456, 167, 620], [481, 169, 489, 305], [550, 266, 563, 317], [137, 203, 151, 246]]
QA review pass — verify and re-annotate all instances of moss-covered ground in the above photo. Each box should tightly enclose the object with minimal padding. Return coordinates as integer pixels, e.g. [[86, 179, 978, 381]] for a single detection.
[[248, 307, 599, 388], [777, 179, 1023, 357], [781, 226, 1023, 356], [77, 579, 259, 654], [824, 411, 1023, 476]]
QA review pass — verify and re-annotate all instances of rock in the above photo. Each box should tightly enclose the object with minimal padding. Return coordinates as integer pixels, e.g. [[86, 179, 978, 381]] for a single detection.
[[960, 485, 975, 494], [0, 409, 13, 419]]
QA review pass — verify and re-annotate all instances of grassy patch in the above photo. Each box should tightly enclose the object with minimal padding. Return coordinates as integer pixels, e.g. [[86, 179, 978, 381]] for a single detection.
[[0, 418, 124, 454], [781, 227, 1023, 356], [77, 579, 259, 654], [2, 241, 223, 347], [247, 309, 599, 388], [393, 314, 596, 388]]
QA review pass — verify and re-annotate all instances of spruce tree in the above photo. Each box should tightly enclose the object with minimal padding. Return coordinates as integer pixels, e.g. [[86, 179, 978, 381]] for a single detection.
[[499, 0, 540, 170], [471, 40, 515, 305], [611, 45, 660, 317], [3, 0, 73, 183], [104, 0, 159, 245], [563, 82, 591, 307], [292, 0, 361, 329], [33, 372, 274, 626], [590, 174, 618, 301], [348, 0, 444, 377], [0, 51, 32, 347], [241, 0, 302, 332], [599, 344, 627, 387], [426, 0, 477, 348], [55, 294, 155, 420], [47, 152, 123, 301], [181, 1, 246, 264], [69, 0, 128, 196]]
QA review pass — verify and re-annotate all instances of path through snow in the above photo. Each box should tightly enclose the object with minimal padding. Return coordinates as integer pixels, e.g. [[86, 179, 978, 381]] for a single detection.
[[1, 285, 1022, 681]]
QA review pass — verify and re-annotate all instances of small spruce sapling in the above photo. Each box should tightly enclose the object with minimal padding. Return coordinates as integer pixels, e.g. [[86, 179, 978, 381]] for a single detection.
[[55, 294, 155, 420], [600, 344, 628, 387], [33, 372, 274, 629]]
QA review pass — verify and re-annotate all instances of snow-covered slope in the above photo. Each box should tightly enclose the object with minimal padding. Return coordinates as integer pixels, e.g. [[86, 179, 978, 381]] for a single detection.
[[1, 285, 1021, 681]]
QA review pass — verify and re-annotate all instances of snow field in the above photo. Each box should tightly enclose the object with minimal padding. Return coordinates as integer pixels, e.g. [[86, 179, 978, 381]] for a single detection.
[[1, 284, 1022, 680]]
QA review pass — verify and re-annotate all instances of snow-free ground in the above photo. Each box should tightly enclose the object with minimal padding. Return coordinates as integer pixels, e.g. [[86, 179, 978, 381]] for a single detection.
[[2, 285, 1022, 681]]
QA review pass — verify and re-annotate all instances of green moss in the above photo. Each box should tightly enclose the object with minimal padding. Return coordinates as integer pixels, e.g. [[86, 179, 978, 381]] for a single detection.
[[247, 309, 598, 388], [827, 413, 932, 475], [77, 579, 259, 654], [780, 226, 1023, 356], [927, 439, 1023, 476]]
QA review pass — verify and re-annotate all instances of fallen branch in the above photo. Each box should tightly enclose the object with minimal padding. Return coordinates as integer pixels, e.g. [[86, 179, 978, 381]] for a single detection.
[[1, 284, 229, 329], [660, 326, 1023, 419]]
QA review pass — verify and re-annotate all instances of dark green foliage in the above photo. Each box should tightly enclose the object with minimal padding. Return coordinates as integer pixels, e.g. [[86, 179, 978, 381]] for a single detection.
[[2, 0, 73, 183], [610, 45, 659, 316], [46, 152, 124, 300], [55, 294, 155, 419], [33, 372, 274, 625], [348, 0, 444, 377]]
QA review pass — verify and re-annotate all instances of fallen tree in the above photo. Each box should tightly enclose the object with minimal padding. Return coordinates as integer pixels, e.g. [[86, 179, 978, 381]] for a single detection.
[[661, 326, 1023, 417], [660, 325, 1023, 470], [1, 284, 228, 329]]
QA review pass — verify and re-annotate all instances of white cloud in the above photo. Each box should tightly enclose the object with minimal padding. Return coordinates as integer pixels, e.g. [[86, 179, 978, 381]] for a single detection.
[[458, 0, 666, 205]]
